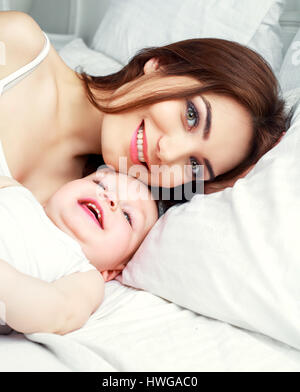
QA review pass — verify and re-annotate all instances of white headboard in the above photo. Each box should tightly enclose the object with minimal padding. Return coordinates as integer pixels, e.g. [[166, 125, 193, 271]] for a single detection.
[[1, 0, 300, 54], [73, 0, 300, 56], [280, 0, 300, 53], [76, 0, 300, 54]]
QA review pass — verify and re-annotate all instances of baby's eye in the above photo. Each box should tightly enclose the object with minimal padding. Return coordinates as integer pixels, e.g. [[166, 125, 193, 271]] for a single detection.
[[93, 179, 106, 190], [123, 211, 132, 226], [186, 100, 199, 129]]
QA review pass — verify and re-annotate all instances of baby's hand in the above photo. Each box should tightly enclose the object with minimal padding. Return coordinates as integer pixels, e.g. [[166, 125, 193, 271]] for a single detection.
[[0, 176, 21, 190]]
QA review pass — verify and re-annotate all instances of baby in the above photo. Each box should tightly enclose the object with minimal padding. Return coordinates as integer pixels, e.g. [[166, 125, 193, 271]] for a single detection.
[[0, 168, 158, 335]]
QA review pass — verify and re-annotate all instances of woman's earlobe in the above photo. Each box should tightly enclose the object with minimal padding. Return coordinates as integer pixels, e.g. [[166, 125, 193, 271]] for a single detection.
[[143, 58, 160, 75]]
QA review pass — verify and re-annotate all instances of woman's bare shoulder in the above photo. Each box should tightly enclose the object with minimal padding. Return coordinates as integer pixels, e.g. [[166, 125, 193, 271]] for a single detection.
[[0, 11, 46, 79]]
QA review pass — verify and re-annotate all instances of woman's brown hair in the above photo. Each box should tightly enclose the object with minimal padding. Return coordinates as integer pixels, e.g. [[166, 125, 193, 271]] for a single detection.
[[79, 38, 292, 198]]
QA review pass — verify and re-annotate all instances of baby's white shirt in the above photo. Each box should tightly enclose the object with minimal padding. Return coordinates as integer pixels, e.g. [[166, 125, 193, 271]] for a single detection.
[[0, 185, 96, 282]]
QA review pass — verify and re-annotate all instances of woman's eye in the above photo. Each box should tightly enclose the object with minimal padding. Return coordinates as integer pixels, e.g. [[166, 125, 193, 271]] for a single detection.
[[186, 101, 199, 129], [190, 157, 202, 179], [123, 211, 132, 226]]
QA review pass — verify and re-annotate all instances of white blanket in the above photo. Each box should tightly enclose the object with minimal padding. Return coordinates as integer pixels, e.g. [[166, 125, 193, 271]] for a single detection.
[[1, 281, 300, 372]]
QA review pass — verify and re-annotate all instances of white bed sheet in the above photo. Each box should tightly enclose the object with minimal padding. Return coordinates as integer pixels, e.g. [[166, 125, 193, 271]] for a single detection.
[[0, 332, 71, 372], [1, 281, 300, 372]]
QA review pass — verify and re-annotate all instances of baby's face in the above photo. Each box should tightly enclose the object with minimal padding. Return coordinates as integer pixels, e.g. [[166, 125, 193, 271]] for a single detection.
[[45, 170, 158, 280]]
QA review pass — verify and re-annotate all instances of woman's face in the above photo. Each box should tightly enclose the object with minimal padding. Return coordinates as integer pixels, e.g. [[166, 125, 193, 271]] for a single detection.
[[101, 67, 253, 188]]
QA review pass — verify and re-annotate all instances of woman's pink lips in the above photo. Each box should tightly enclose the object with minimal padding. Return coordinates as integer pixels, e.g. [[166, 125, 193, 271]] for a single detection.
[[78, 199, 104, 229]]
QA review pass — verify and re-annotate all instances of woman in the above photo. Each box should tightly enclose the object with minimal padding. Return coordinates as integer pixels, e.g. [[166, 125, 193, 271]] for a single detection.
[[0, 11, 289, 205]]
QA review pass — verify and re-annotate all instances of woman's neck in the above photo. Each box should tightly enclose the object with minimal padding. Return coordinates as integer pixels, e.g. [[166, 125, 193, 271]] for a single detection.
[[56, 71, 105, 159]]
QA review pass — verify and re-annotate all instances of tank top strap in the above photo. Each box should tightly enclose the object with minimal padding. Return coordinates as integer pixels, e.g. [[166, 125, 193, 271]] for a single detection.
[[0, 32, 50, 96]]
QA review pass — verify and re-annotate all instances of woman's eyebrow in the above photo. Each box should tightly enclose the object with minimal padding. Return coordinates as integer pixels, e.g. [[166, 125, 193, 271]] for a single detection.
[[201, 96, 212, 138]]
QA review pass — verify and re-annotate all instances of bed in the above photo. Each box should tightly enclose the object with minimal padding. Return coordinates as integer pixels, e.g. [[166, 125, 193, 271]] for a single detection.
[[1, 0, 300, 372], [2, 281, 300, 372]]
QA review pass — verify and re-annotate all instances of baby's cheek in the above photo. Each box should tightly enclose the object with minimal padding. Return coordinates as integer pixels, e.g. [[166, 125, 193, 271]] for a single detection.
[[111, 224, 132, 256], [90, 219, 135, 269], [86, 225, 132, 270]]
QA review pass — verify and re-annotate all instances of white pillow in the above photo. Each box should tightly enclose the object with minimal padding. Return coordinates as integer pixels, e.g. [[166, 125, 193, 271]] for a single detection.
[[119, 88, 300, 350], [279, 27, 300, 92], [92, 0, 285, 75], [59, 38, 122, 76]]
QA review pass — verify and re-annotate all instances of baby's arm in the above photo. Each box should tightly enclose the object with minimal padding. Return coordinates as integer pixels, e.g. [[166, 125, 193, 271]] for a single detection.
[[0, 259, 104, 335]]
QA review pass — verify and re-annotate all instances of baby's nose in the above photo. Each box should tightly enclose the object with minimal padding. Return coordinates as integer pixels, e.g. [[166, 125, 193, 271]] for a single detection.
[[103, 190, 119, 211]]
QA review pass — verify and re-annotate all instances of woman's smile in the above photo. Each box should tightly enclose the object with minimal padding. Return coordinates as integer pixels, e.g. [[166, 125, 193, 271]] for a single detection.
[[130, 120, 149, 169]]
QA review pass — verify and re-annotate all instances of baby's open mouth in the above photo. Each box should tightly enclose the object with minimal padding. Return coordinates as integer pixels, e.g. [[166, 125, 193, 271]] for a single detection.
[[79, 200, 104, 229]]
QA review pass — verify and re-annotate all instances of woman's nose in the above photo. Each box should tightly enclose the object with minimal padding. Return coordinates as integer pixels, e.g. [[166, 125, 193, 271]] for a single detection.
[[157, 135, 190, 164]]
